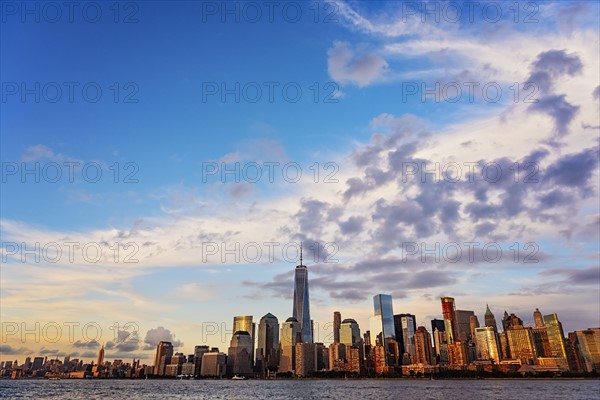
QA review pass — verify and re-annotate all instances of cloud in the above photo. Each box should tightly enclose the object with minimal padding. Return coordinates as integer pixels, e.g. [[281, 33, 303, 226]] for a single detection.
[[175, 283, 216, 301], [73, 340, 101, 349], [543, 146, 599, 194], [0, 345, 33, 355], [104, 328, 141, 353], [21, 144, 55, 162], [39, 347, 66, 357], [327, 41, 388, 87], [339, 216, 366, 236], [526, 50, 583, 138], [143, 327, 183, 350]]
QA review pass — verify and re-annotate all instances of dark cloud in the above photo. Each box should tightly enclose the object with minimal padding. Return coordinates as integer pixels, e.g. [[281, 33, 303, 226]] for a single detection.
[[343, 177, 371, 201], [39, 347, 66, 357], [593, 85, 600, 101], [538, 189, 574, 208], [475, 222, 496, 237], [387, 142, 420, 170], [530, 95, 579, 136], [540, 266, 600, 286], [143, 327, 183, 351], [373, 199, 422, 225], [105, 329, 141, 353], [339, 216, 366, 236], [440, 200, 460, 231], [407, 270, 457, 289], [330, 289, 371, 302], [527, 50, 583, 138], [464, 203, 498, 222], [0, 345, 33, 355], [530, 50, 583, 92], [72, 339, 100, 349], [295, 199, 329, 236], [543, 146, 599, 194], [245, 271, 293, 300]]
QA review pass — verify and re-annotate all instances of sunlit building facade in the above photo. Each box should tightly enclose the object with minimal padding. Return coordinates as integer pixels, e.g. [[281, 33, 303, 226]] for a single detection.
[[153, 341, 173, 376], [475, 326, 500, 363], [256, 313, 279, 374], [280, 317, 301, 373], [543, 313, 567, 360], [414, 326, 435, 365], [573, 328, 600, 372], [441, 297, 458, 344], [233, 316, 255, 368], [340, 319, 361, 347]]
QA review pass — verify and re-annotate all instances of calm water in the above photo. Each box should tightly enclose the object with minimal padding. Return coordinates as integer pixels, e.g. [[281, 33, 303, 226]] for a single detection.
[[1, 379, 599, 399]]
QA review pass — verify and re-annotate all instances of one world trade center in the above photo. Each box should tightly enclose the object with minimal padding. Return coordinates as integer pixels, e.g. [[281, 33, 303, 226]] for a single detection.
[[292, 243, 312, 343]]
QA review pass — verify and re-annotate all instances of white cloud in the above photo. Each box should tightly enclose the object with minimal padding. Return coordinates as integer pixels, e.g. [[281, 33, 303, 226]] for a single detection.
[[327, 41, 388, 87]]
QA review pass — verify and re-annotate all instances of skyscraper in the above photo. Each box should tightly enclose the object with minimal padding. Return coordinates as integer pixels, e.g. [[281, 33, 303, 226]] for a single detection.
[[227, 331, 253, 376], [441, 297, 458, 344], [256, 313, 279, 374], [153, 341, 173, 376], [431, 320, 447, 363], [506, 325, 536, 363], [200, 351, 227, 377], [280, 317, 301, 373], [194, 345, 210, 376], [292, 244, 312, 343], [295, 342, 317, 377], [455, 310, 476, 342], [333, 311, 341, 344], [370, 294, 397, 367], [533, 308, 544, 328], [475, 326, 500, 363], [370, 294, 395, 346], [431, 319, 445, 334], [233, 315, 255, 367], [400, 314, 417, 358], [340, 318, 361, 347], [97, 344, 104, 367], [532, 327, 552, 358], [414, 326, 435, 365], [572, 328, 600, 372], [469, 315, 480, 341], [543, 313, 567, 359], [484, 304, 498, 331]]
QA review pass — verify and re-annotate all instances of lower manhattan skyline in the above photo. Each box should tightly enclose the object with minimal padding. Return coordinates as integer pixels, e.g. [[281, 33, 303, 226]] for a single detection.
[[2, 251, 599, 377], [1, 0, 599, 396]]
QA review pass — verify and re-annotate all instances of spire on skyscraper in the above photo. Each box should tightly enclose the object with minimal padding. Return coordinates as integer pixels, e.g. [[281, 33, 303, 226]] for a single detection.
[[484, 304, 498, 331]]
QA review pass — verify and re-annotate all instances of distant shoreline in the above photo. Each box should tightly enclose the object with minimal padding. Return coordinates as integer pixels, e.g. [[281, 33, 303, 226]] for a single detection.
[[4, 377, 599, 381]]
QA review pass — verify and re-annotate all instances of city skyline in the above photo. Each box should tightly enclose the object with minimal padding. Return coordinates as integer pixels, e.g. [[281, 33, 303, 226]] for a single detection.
[[4, 289, 599, 377], [2, 0, 599, 372], [1, 250, 597, 367]]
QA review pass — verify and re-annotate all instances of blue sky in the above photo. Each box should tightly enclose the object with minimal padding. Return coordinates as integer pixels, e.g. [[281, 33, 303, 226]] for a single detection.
[[1, 1, 599, 363]]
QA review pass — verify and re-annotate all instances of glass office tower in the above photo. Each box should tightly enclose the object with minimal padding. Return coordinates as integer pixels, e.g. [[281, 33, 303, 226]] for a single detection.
[[370, 294, 395, 346], [292, 246, 312, 343]]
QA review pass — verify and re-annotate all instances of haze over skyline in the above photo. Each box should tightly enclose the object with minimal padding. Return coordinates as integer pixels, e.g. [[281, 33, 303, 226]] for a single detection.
[[1, 1, 599, 365]]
